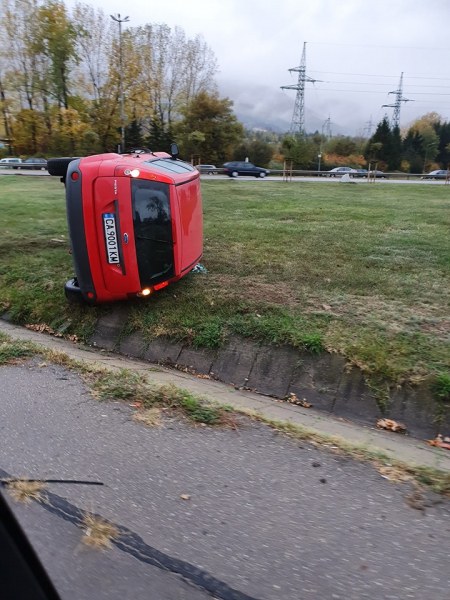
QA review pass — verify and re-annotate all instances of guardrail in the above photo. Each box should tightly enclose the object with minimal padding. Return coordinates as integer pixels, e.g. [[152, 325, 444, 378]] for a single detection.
[[210, 169, 432, 180]]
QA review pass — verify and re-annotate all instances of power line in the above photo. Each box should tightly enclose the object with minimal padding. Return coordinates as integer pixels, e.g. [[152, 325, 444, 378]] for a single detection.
[[310, 70, 450, 82]]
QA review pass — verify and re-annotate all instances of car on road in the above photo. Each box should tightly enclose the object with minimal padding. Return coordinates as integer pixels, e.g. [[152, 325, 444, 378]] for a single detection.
[[0, 157, 22, 168], [195, 164, 218, 175], [421, 169, 449, 180], [326, 167, 357, 177], [354, 169, 387, 178], [223, 161, 270, 178], [18, 157, 48, 170]]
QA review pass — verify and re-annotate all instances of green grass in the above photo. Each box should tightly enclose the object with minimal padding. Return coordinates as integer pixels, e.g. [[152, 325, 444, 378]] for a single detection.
[[0, 176, 449, 391]]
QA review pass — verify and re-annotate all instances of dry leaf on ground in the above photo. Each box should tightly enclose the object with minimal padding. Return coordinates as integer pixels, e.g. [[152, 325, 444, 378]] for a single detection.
[[376, 418, 407, 433], [285, 393, 312, 408], [427, 434, 450, 450]]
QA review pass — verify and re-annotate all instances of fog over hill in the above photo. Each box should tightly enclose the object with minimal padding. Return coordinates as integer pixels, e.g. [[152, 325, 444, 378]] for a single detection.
[[219, 79, 361, 137]]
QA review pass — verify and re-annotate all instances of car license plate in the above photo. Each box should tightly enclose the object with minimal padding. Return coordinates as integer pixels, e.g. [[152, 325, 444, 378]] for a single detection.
[[103, 213, 120, 264]]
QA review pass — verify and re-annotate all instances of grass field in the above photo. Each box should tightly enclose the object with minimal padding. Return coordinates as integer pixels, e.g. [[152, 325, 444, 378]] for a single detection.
[[0, 175, 449, 396]]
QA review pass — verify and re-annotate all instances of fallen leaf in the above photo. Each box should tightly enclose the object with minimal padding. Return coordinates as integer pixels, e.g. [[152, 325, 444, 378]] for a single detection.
[[322, 304, 332, 311], [377, 465, 413, 483], [427, 434, 450, 450], [285, 392, 312, 408], [376, 418, 407, 433]]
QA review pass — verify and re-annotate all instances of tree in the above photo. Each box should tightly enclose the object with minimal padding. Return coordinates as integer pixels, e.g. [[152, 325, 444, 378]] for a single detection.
[[402, 130, 424, 173], [364, 116, 394, 169], [434, 120, 450, 168], [125, 118, 144, 149], [281, 135, 317, 169], [232, 139, 273, 167], [176, 92, 243, 164], [402, 113, 440, 172], [35, 0, 78, 111]]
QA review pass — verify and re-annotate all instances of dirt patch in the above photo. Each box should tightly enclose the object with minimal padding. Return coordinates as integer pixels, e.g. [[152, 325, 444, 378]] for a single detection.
[[304, 292, 450, 342], [206, 274, 298, 307]]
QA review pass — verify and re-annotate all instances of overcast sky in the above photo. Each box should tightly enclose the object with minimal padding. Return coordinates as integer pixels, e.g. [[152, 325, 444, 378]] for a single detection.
[[67, 0, 450, 135]]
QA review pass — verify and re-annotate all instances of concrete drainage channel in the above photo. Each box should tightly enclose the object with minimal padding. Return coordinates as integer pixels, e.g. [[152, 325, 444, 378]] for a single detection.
[[90, 308, 449, 441]]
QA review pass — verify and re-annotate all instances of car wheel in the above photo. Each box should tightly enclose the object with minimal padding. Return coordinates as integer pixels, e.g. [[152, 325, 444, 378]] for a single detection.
[[64, 278, 84, 304], [259, 172, 266, 178], [231, 171, 239, 177], [47, 157, 78, 177]]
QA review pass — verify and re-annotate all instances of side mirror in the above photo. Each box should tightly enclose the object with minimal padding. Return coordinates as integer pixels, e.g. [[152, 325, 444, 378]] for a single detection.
[[170, 143, 179, 160]]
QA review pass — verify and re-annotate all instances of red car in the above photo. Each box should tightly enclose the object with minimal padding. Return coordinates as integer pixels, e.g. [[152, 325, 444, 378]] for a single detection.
[[48, 147, 203, 303]]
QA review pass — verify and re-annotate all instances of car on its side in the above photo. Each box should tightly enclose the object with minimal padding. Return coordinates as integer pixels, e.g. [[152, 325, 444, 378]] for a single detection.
[[47, 146, 203, 304], [326, 166, 357, 177], [422, 169, 449, 180], [196, 164, 218, 175], [18, 157, 48, 170], [223, 161, 270, 178], [0, 157, 22, 168]]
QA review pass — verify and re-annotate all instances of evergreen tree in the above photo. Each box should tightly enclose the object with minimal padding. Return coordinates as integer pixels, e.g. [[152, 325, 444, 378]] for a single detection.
[[125, 118, 143, 150], [364, 116, 394, 168], [402, 130, 424, 173]]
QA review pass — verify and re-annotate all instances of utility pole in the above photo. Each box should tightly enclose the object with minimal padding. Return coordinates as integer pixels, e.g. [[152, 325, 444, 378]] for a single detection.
[[281, 42, 319, 136], [382, 72, 412, 129], [110, 13, 130, 153]]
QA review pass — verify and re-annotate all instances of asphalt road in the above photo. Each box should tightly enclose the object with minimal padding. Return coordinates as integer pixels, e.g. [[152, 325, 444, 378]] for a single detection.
[[1, 359, 449, 600], [0, 167, 446, 184]]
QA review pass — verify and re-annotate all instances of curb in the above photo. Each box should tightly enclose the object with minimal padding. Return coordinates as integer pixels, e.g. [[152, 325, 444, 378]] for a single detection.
[[1, 319, 449, 473]]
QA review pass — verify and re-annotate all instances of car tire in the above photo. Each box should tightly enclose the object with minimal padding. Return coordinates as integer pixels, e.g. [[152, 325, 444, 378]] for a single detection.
[[231, 171, 239, 177], [259, 172, 266, 178], [47, 157, 78, 177], [64, 278, 84, 304]]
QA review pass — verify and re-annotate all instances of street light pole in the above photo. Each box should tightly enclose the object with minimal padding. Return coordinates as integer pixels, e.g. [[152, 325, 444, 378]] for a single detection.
[[110, 13, 130, 153]]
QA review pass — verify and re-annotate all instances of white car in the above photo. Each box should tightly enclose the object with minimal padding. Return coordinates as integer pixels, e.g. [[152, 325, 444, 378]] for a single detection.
[[0, 157, 22, 168], [327, 167, 357, 177]]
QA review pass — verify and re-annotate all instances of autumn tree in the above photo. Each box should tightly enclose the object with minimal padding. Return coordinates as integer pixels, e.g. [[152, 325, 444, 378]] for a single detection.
[[401, 113, 441, 172], [176, 92, 243, 164]]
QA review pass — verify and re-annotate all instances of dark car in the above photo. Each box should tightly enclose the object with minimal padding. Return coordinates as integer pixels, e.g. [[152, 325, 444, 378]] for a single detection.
[[196, 164, 218, 175], [422, 169, 449, 180], [223, 161, 270, 178], [18, 157, 48, 170], [354, 169, 386, 179]]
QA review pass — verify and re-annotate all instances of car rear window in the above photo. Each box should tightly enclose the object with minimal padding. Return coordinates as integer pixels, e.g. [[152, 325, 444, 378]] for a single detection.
[[131, 179, 175, 286]]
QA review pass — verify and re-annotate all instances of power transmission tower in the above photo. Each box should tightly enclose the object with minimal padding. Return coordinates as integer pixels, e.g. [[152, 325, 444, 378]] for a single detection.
[[322, 116, 332, 139], [281, 42, 319, 136], [364, 117, 373, 138], [382, 72, 412, 129]]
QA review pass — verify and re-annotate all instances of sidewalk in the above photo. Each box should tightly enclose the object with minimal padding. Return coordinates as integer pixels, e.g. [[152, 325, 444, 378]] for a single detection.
[[1, 319, 449, 472]]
